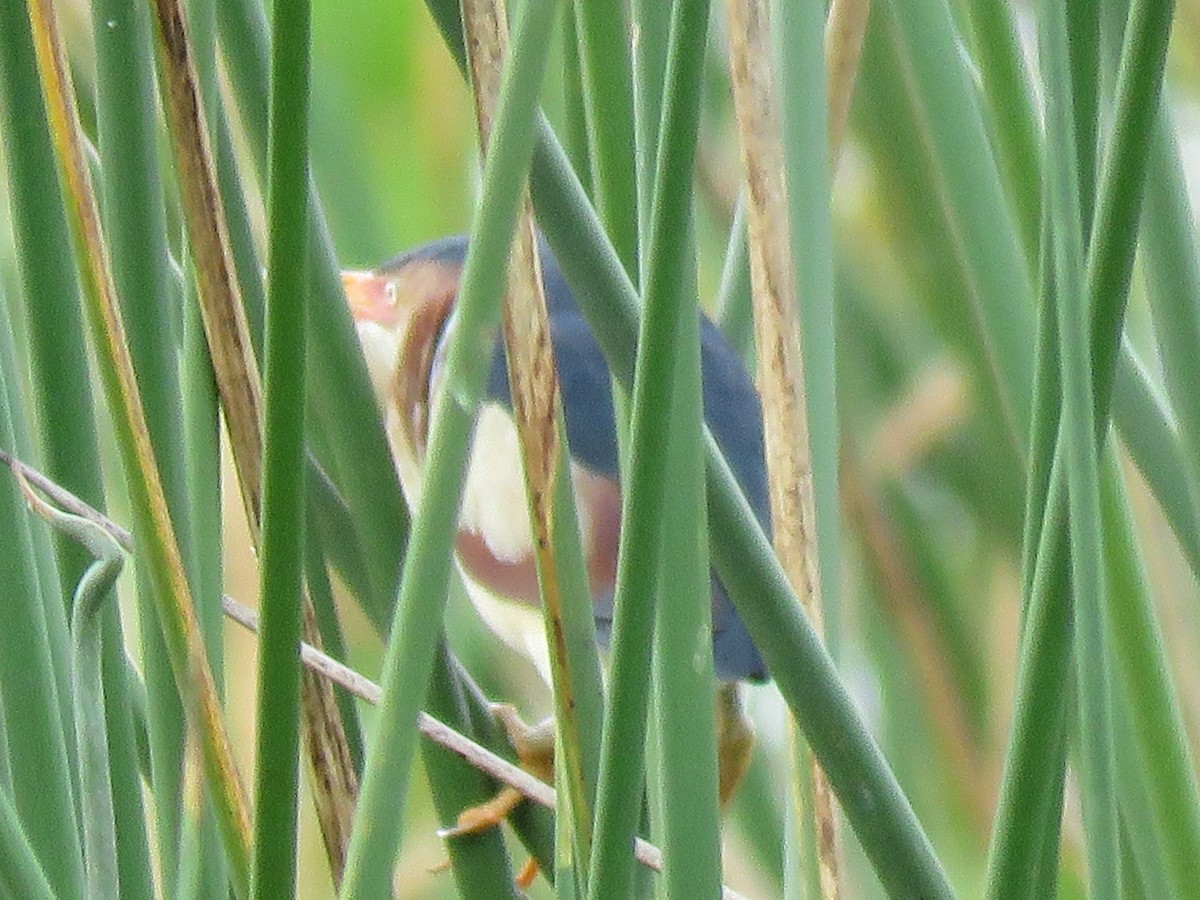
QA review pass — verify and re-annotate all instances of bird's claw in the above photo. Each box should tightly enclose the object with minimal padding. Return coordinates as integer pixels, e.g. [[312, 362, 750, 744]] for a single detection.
[[436, 785, 524, 838], [432, 704, 556, 888], [515, 857, 540, 889], [434, 783, 541, 890], [435, 704, 554, 839]]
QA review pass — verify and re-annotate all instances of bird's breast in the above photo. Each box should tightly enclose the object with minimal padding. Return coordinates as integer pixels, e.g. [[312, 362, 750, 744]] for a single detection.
[[452, 402, 621, 682]]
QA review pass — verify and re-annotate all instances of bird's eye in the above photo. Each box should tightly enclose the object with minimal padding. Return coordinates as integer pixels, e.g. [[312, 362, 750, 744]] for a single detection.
[[385, 281, 399, 308]]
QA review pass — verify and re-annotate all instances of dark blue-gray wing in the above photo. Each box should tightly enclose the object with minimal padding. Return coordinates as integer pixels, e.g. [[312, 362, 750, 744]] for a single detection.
[[482, 243, 770, 682]]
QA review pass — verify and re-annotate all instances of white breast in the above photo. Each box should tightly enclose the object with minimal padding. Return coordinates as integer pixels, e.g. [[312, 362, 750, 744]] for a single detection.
[[389, 391, 602, 685], [459, 404, 537, 564], [458, 568, 554, 682]]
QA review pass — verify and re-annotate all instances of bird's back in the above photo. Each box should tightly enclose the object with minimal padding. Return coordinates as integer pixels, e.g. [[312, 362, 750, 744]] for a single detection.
[[478, 243, 771, 683]]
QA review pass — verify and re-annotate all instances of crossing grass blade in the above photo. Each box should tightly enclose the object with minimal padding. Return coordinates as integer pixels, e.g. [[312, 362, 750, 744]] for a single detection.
[[249, 0, 312, 892], [338, 1, 564, 892], [1040, 3, 1118, 892], [91, 0, 206, 889], [7, 0, 1200, 896]]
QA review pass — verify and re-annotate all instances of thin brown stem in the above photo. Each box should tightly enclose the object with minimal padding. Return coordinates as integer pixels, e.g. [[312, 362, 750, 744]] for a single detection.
[[724, 0, 874, 893], [462, 0, 598, 863], [145, 0, 358, 879]]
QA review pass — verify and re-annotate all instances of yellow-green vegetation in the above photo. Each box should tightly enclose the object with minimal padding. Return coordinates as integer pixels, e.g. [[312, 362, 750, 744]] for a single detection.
[[0, 0, 1197, 898]]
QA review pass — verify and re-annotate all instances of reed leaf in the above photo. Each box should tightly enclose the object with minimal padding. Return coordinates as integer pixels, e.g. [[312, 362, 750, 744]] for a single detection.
[[0, 788, 56, 900], [0, 313, 83, 899], [339, 0, 563, 892], [249, 0, 312, 892], [1040, 3, 1118, 891], [24, 0, 254, 890]]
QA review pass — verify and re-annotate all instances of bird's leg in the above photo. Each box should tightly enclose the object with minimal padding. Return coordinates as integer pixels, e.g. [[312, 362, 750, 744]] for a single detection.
[[444, 690, 751, 834], [437, 703, 555, 839], [438, 692, 749, 889], [716, 683, 755, 807], [490, 703, 557, 781], [435, 704, 555, 888]]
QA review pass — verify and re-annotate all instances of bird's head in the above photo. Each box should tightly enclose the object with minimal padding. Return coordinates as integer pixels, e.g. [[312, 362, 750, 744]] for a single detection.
[[341, 239, 468, 501]]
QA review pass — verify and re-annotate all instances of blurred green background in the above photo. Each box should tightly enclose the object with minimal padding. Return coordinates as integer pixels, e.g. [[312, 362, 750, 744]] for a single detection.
[[4, 0, 1200, 897]]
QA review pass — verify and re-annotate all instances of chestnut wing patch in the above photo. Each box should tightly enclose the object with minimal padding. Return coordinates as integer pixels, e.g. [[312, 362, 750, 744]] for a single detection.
[[456, 403, 621, 612]]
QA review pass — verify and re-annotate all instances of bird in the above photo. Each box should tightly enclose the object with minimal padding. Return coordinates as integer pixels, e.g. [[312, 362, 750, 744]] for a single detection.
[[343, 233, 770, 821]]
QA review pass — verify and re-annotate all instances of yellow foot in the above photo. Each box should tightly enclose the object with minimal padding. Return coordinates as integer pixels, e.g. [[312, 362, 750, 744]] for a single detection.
[[716, 683, 755, 807], [436, 785, 524, 838], [437, 704, 555, 837], [515, 857, 540, 889], [427, 830, 540, 888], [433, 703, 557, 888]]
